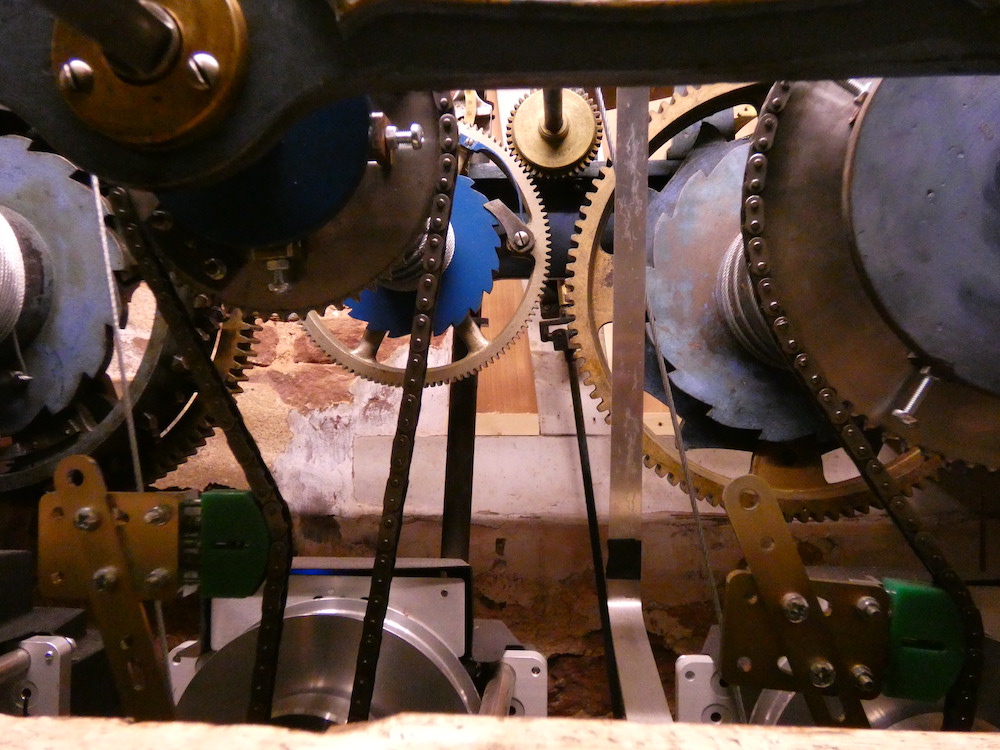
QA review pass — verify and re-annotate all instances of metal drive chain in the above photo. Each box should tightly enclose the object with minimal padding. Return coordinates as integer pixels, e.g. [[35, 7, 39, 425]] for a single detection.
[[741, 81, 983, 730], [107, 188, 294, 724], [347, 97, 459, 722]]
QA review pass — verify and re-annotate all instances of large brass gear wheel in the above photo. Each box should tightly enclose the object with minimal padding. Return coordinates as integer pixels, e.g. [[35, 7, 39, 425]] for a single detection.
[[303, 124, 550, 387], [564, 82, 940, 522], [507, 89, 602, 179]]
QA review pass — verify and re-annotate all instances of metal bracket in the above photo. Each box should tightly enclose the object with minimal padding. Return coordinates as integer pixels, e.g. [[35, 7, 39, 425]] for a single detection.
[[484, 198, 534, 254], [37, 455, 175, 720], [721, 474, 875, 727]]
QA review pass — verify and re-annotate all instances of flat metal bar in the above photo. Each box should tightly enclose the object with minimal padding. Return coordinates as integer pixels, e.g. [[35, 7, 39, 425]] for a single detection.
[[605, 86, 670, 723], [608, 86, 648, 543], [607, 579, 671, 722]]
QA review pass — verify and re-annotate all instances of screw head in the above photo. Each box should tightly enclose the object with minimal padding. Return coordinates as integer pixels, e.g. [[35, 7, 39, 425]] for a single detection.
[[73, 507, 102, 531], [92, 566, 120, 592], [856, 596, 881, 620], [58, 59, 94, 94], [44, 649, 55, 664], [145, 568, 170, 589], [781, 592, 810, 624], [143, 504, 173, 526], [809, 660, 836, 689], [187, 52, 220, 91], [512, 230, 531, 250]]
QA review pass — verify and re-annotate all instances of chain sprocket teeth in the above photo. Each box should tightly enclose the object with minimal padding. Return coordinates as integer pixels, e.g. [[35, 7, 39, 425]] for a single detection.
[[305, 125, 551, 388], [563, 82, 943, 523], [507, 89, 603, 179]]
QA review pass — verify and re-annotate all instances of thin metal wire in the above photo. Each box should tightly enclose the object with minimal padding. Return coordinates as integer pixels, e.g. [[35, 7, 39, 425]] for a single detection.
[[645, 295, 748, 724], [91, 173, 144, 494], [93, 175, 176, 695]]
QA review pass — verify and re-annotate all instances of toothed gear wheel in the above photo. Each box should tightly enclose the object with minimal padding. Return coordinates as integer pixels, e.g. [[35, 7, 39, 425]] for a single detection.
[[345, 176, 499, 337], [564, 83, 940, 522], [145, 92, 445, 319], [0, 135, 123, 435], [507, 89, 602, 179], [303, 124, 550, 387]]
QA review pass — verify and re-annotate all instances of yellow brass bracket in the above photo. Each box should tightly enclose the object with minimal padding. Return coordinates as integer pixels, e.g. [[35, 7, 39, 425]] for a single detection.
[[38, 455, 181, 720], [720, 474, 886, 727], [51, 0, 247, 147]]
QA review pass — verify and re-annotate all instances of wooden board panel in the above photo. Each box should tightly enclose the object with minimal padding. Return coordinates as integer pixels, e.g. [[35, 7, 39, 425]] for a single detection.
[[476, 279, 539, 435]]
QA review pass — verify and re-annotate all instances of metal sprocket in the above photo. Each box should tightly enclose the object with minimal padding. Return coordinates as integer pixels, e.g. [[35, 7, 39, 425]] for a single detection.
[[507, 88, 603, 179], [564, 82, 940, 522], [303, 124, 550, 387]]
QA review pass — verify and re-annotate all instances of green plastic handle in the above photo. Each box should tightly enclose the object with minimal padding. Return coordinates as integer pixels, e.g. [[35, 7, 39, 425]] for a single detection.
[[199, 490, 269, 598]]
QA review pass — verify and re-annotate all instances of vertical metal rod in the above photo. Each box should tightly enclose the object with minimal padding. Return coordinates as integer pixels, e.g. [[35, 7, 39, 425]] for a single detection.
[[605, 86, 671, 723], [594, 88, 614, 164], [441, 330, 479, 560], [609, 87, 648, 544], [542, 88, 564, 136], [41, 0, 179, 81], [564, 347, 625, 718]]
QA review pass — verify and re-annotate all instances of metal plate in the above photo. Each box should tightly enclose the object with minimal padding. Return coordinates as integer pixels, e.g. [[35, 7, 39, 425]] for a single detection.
[[847, 76, 1000, 397]]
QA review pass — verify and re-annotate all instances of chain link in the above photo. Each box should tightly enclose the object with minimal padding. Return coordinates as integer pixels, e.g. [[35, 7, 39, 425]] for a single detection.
[[108, 188, 294, 723], [347, 96, 459, 722], [741, 80, 983, 730]]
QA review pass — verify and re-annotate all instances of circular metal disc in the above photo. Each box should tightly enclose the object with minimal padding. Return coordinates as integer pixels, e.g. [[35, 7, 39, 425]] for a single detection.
[[178, 599, 479, 724], [848, 76, 1000, 396]]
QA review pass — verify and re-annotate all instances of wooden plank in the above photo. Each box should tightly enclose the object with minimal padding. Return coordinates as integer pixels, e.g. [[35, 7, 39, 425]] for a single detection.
[[475, 279, 539, 436]]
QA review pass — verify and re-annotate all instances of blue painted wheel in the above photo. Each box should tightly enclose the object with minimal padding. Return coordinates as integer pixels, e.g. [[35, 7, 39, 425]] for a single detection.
[[346, 176, 498, 337]]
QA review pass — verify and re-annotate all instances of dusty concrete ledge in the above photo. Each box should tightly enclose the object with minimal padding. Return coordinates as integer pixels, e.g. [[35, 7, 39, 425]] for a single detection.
[[5, 713, 1000, 750]]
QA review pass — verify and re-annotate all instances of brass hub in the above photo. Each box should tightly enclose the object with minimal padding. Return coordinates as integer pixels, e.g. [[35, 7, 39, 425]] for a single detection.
[[508, 89, 601, 177], [52, 0, 247, 147]]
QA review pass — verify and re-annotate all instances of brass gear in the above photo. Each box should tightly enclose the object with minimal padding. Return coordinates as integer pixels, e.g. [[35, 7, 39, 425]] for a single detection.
[[507, 89, 602, 179], [564, 82, 940, 522], [303, 124, 550, 387]]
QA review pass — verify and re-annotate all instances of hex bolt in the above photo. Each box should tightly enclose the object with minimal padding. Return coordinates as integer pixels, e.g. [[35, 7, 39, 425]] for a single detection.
[[852, 665, 876, 693], [856, 595, 881, 620], [73, 507, 102, 531], [92, 566, 120, 592], [809, 660, 836, 689], [143, 504, 173, 526], [57, 59, 94, 94], [145, 568, 170, 589], [781, 592, 810, 624], [385, 123, 425, 151], [187, 52, 220, 91], [891, 367, 935, 427]]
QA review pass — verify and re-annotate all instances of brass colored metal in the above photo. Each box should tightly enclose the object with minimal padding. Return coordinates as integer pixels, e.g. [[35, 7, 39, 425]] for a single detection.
[[722, 571, 889, 694], [508, 89, 602, 178], [720, 474, 875, 727], [51, 0, 247, 146], [565, 83, 939, 521], [38, 455, 175, 720]]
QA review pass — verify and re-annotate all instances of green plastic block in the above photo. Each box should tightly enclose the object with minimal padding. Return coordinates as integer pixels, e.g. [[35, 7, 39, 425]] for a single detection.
[[199, 490, 269, 598], [883, 578, 964, 702]]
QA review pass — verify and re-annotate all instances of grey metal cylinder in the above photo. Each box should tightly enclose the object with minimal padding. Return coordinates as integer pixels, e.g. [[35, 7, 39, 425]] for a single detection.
[[0, 211, 25, 344]]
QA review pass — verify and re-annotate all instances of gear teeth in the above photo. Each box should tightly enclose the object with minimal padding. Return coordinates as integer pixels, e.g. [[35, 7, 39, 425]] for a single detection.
[[306, 124, 551, 388], [507, 89, 604, 180], [564, 83, 941, 524]]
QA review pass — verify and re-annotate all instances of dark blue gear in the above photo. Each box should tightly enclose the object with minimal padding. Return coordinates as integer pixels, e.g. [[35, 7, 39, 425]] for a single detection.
[[347, 176, 498, 337], [157, 97, 371, 248]]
